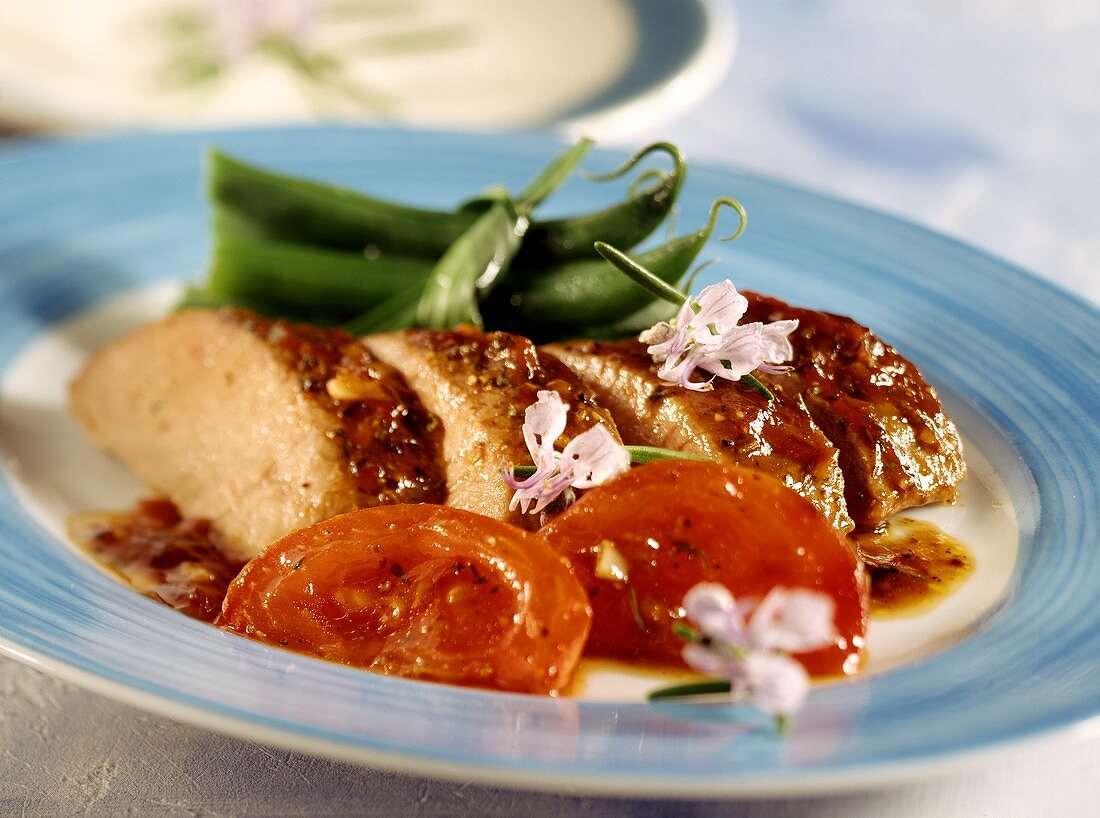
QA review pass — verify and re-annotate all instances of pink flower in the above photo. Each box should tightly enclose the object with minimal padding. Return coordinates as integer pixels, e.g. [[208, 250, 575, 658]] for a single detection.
[[682, 582, 751, 647], [502, 391, 629, 514], [746, 586, 837, 654], [638, 280, 797, 392], [680, 583, 837, 718], [210, 0, 317, 62], [734, 651, 811, 718]]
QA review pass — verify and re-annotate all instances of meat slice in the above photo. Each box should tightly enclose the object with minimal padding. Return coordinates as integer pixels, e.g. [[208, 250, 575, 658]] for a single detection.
[[71, 309, 445, 561], [544, 340, 854, 533], [365, 328, 620, 529], [742, 292, 966, 528]]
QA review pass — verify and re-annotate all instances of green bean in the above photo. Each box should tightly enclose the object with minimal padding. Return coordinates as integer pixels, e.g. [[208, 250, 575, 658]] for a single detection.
[[343, 286, 422, 335], [208, 233, 432, 314], [207, 141, 679, 265], [511, 236, 696, 325], [415, 198, 527, 329], [414, 139, 594, 330], [566, 298, 678, 341], [208, 149, 474, 256], [210, 204, 270, 241], [515, 142, 686, 264], [496, 197, 743, 328]]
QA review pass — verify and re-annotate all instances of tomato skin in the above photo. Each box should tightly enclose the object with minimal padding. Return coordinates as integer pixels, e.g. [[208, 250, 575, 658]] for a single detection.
[[220, 505, 591, 695], [539, 461, 868, 677]]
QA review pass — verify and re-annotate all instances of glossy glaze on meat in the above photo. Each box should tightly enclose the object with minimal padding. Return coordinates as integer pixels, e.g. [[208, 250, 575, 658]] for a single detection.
[[544, 339, 854, 533], [70, 309, 444, 560], [365, 328, 620, 529], [232, 310, 446, 508], [742, 293, 966, 528]]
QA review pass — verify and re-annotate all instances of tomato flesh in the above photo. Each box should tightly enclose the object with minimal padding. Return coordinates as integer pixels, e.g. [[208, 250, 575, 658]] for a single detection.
[[220, 505, 591, 694], [539, 461, 868, 677]]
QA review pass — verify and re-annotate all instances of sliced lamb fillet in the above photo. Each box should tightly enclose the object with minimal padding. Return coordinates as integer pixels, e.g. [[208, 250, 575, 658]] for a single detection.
[[70, 308, 445, 561], [742, 292, 966, 529], [543, 339, 853, 533], [365, 328, 620, 529]]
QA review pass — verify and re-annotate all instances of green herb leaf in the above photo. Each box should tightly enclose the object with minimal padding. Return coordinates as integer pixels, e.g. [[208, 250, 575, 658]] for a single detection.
[[739, 373, 775, 401], [593, 242, 689, 306], [624, 445, 714, 465], [512, 444, 712, 482], [592, 196, 746, 308], [516, 141, 686, 265], [648, 679, 733, 701], [515, 138, 596, 212], [671, 620, 702, 642], [415, 199, 525, 329]]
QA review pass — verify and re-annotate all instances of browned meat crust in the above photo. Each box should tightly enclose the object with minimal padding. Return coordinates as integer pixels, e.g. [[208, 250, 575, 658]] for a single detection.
[[231, 310, 445, 508], [544, 339, 854, 533], [365, 328, 621, 529], [742, 292, 966, 529], [70, 309, 444, 560]]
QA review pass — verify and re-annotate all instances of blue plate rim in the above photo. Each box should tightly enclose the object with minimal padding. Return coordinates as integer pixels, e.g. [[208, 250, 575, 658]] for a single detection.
[[0, 125, 1097, 797]]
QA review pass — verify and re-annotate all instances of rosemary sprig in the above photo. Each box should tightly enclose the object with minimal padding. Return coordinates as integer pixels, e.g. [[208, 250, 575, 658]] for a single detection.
[[593, 236, 775, 402], [648, 679, 733, 700], [511, 443, 714, 479]]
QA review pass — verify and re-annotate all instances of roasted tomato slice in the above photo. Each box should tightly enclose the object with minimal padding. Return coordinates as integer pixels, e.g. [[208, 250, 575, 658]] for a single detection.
[[539, 461, 867, 677], [220, 505, 591, 694]]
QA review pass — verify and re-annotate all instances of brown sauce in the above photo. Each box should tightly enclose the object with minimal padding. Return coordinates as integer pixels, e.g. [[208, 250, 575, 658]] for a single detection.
[[230, 309, 447, 507], [71, 502, 976, 687], [853, 517, 974, 617], [69, 499, 244, 622]]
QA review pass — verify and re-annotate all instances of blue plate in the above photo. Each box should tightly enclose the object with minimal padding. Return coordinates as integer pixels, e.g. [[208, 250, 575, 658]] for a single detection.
[[0, 127, 1097, 796], [561, 0, 735, 133]]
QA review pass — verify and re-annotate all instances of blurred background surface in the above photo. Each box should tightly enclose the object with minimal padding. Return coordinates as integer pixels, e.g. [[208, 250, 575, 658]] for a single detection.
[[1, 1, 1097, 816], [1, 0, 1095, 300]]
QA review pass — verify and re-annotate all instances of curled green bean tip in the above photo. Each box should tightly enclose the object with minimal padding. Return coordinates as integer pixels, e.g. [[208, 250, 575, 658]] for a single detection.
[[707, 196, 748, 242], [582, 141, 684, 185], [627, 168, 668, 199]]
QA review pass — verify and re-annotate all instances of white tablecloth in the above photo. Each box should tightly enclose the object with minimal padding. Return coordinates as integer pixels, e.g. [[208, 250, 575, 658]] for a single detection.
[[2, 1, 1098, 815]]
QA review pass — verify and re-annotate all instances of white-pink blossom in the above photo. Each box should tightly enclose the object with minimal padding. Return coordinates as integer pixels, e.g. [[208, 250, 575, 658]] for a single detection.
[[210, 0, 317, 62], [682, 582, 750, 646], [680, 582, 837, 718], [746, 586, 838, 654], [734, 651, 812, 718], [638, 280, 798, 392], [502, 391, 630, 514]]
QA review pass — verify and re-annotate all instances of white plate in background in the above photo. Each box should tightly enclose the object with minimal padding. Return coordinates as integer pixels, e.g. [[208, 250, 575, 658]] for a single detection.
[[0, 0, 734, 138]]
